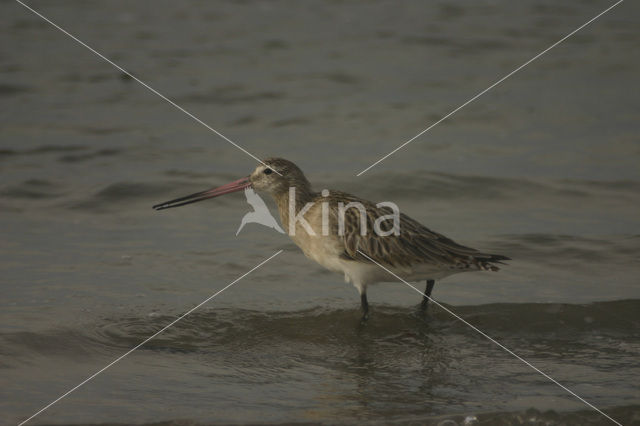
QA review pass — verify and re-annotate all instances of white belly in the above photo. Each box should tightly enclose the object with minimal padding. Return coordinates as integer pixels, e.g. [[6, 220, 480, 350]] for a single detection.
[[290, 231, 453, 294]]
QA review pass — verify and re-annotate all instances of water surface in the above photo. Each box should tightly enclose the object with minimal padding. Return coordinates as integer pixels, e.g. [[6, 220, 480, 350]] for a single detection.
[[1, 0, 639, 425]]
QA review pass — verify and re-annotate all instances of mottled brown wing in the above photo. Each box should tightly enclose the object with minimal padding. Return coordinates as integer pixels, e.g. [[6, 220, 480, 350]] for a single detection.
[[331, 191, 508, 269]]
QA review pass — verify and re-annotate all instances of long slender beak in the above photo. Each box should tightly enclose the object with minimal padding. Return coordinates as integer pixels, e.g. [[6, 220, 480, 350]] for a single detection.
[[153, 176, 251, 211]]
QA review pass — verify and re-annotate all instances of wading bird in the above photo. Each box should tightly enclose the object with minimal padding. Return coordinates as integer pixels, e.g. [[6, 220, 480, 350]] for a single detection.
[[154, 158, 509, 320]]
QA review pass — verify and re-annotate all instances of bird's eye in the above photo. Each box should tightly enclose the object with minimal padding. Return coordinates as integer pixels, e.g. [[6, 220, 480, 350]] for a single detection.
[[263, 168, 273, 175]]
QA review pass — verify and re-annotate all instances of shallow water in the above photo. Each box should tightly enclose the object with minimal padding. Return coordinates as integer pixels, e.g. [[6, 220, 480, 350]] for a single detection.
[[1, 0, 639, 425]]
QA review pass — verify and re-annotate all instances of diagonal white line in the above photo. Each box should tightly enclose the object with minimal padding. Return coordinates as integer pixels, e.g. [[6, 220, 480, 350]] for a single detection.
[[18, 250, 284, 426], [14, 0, 283, 176], [356, 250, 622, 426], [356, 0, 624, 176]]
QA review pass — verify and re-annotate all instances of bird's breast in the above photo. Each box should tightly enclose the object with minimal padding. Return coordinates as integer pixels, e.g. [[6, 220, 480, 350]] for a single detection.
[[282, 205, 346, 273]]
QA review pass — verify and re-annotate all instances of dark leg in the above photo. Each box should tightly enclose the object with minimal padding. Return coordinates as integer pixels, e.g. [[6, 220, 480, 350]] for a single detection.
[[420, 279, 435, 311], [360, 292, 369, 321]]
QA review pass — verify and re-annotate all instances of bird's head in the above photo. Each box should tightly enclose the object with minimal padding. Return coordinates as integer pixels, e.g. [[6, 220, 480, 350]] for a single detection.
[[249, 157, 310, 197], [153, 157, 311, 210]]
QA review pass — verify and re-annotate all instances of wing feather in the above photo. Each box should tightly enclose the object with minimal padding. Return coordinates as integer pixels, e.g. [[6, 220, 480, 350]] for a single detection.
[[329, 191, 509, 270]]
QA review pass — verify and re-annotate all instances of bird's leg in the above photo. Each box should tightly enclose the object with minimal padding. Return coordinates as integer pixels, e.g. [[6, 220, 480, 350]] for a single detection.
[[420, 279, 436, 311], [360, 292, 369, 322]]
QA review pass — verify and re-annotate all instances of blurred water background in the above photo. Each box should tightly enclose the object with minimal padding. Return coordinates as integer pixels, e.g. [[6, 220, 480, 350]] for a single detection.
[[1, 0, 639, 425]]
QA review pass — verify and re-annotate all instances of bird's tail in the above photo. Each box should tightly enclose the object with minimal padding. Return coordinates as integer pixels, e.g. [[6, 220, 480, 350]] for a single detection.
[[476, 253, 511, 272]]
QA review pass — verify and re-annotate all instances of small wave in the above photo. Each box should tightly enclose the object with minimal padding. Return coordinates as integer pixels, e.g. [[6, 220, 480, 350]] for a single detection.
[[163, 169, 220, 179], [270, 116, 313, 127], [0, 144, 85, 157], [332, 171, 640, 203], [490, 233, 640, 271], [401, 35, 511, 54], [94, 182, 172, 201], [58, 148, 121, 163], [0, 83, 31, 96], [0, 179, 63, 199], [438, 300, 640, 335], [3, 300, 637, 363], [176, 85, 286, 105], [69, 181, 195, 211], [490, 234, 640, 266], [33, 405, 638, 426]]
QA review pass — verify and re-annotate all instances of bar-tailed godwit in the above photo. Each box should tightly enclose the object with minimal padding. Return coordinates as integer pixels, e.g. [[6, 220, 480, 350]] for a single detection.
[[154, 158, 509, 320]]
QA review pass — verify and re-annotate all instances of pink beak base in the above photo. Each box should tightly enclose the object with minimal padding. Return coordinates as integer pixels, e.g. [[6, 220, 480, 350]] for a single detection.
[[153, 176, 251, 210]]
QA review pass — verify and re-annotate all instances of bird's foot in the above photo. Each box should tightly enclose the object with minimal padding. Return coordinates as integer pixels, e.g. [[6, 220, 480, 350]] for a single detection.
[[417, 302, 431, 319], [359, 293, 369, 325]]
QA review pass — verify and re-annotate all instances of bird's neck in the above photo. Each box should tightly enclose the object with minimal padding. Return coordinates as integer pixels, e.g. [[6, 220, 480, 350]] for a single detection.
[[273, 184, 316, 232]]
